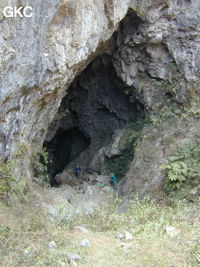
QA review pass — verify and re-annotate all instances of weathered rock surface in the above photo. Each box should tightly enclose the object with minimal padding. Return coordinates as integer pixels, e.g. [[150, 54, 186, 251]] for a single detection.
[[36, 181, 114, 218], [123, 117, 200, 197], [1, 0, 200, 198], [113, 1, 200, 109], [0, 0, 130, 163], [55, 171, 80, 186]]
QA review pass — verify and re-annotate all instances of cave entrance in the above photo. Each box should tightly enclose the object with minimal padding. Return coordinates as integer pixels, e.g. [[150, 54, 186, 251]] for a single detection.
[[41, 10, 147, 187], [44, 53, 144, 186], [43, 10, 145, 186], [44, 127, 90, 184]]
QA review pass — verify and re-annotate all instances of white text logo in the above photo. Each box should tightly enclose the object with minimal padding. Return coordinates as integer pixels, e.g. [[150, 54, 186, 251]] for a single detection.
[[3, 6, 33, 18]]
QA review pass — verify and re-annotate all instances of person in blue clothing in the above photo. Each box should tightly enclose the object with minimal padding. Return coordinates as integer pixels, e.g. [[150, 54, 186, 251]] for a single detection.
[[75, 166, 81, 178], [109, 174, 117, 189]]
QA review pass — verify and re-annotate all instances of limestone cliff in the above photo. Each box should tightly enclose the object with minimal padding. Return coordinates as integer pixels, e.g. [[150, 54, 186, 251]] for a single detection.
[[0, 0, 200, 198]]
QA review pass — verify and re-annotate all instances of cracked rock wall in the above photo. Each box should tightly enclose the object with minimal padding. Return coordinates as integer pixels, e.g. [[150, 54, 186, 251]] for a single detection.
[[113, 0, 200, 109], [1, 0, 200, 196], [0, 0, 130, 163]]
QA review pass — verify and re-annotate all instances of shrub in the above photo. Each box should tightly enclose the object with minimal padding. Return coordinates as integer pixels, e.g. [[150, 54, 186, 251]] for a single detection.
[[0, 161, 14, 200], [0, 160, 25, 204], [31, 147, 50, 187], [105, 150, 133, 180], [160, 139, 200, 191], [147, 104, 181, 125]]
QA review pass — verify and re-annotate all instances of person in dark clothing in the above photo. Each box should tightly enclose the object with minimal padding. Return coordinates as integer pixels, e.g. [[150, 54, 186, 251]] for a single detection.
[[75, 166, 81, 178]]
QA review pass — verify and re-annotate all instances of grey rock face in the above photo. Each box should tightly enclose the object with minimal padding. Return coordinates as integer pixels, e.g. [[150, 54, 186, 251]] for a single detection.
[[113, 3, 200, 109], [39, 180, 114, 218], [0, 0, 130, 166], [1, 0, 200, 198], [123, 118, 200, 197], [55, 171, 79, 186]]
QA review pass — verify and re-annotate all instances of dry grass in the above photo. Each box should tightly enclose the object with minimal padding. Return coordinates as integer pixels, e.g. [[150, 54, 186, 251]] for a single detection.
[[0, 196, 199, 267]]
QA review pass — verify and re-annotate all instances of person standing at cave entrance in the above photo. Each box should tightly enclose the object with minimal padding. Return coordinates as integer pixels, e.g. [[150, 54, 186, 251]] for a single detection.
[[75, 166, 81, 178], [109, 174, 117, 189]]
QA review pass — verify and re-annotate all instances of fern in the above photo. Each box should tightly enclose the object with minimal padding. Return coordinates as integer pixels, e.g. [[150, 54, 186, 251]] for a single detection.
[[160, 140, 200, 191]]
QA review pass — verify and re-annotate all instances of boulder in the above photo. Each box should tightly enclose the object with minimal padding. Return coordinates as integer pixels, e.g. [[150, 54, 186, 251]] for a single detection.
[[123, 230, 133, 241], [48, 241, 57, 250], [55, 171, 79, 186], [74, 226, 89, 233], [166, 226, 180, 239], [79, 239, 90, 247], [66, 253, 81, 262]]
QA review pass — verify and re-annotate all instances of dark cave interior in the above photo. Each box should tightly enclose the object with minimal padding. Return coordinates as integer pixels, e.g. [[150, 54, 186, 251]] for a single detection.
[[41, 13, 147, 184], [44, 53, 144, 185], [44, 127, 90, 179], [44, 12, 145, 185]]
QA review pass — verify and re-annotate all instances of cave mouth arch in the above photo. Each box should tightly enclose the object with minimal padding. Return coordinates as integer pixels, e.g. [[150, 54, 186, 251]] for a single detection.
[[43, 53, 144, 187], [44, 127, 90, 185], [43, 11, 145, 186]]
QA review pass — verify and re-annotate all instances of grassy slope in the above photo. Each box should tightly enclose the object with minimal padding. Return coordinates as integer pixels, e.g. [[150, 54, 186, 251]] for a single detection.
[[0, 195, 200, 267]]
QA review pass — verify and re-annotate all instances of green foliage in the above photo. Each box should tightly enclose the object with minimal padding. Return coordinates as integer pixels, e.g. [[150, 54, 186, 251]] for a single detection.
[[13, 144, 27, 157], [106, 150, 133, 180], [123, 122, 143, 149], [187, 108, 200, 118], [190, 239, 200, 265], [0, 143, 51, 203], [0, 144, 31, 204], [70, 195, 183, 237], [0, 195, 199, 266], [0, 225, 10, 238], [160, 139, 200, 191], [31, 147, 50, 187], [0, 157, 29, 205], [147, 105, 181, 125], [123, 86, 137, 103], [0, 161, 17, 202]]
